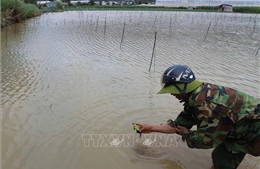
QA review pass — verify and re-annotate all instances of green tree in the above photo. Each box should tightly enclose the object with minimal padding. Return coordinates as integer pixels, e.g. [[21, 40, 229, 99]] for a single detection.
[[24, 0, 37, 5], [89, 0, 95, 6], [62, 0, 72, 6]]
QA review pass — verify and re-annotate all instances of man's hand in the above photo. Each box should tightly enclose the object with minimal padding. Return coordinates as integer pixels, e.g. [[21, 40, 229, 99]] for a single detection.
[[175, 126, 187, 135], [132, 123, 178, 134], [175, 126, 188, 141], [132, 123, 153, 133]]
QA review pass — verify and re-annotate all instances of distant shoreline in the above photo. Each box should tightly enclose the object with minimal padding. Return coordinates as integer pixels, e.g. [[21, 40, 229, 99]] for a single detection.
[[53, 5, 260, 14], [1, 1, 259, 28]]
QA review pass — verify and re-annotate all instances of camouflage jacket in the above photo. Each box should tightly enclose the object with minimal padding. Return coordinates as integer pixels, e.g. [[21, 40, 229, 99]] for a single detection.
[[175, 83, 260, 153]]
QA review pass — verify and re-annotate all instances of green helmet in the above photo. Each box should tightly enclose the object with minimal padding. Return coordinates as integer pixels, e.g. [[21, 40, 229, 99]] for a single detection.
[[158, 64, 203, 94]]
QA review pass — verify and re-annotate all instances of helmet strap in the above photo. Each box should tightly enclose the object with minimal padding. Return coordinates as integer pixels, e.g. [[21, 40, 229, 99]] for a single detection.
[[173, 83, 189, 100], [172, 83, 187, 95]]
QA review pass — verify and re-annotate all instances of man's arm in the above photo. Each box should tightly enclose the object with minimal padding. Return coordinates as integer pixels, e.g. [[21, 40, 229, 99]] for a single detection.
[[175, 108, 198, 129], [133, 108, 198, 134], [176, 102, 232, 149], [176, 126, 218, 149], [132, 123, 177, 134]]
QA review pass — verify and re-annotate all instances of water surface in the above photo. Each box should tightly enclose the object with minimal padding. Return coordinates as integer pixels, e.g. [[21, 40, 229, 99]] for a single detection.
[[1, 11, 260, 169]]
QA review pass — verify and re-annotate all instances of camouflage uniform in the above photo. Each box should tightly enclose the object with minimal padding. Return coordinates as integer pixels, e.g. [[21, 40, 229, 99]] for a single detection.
[[175, 83, 260, 169]]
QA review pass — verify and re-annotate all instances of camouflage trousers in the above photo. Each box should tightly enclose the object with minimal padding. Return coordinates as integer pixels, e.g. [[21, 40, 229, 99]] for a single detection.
[[212, 120, 260, 169], [212, 143, 246, 169]]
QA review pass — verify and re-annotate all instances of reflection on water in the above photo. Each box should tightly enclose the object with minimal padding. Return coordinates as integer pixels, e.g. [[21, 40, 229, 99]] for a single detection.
[[1, 11, 259, 169]]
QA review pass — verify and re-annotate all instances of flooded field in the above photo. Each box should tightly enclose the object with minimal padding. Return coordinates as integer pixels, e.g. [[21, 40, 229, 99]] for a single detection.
[[1, 11, 260, 169]]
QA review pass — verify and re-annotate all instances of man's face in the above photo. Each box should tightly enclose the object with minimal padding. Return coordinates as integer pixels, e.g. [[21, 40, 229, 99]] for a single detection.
[[171, 93, 184, 101]]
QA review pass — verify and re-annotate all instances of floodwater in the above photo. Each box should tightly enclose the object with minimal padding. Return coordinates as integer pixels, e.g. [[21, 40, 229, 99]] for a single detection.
[[1, 11, 260, 169]]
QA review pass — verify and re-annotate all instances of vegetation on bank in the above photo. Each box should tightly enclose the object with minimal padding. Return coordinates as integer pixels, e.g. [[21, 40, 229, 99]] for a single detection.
[[232, 6, 260, 13], [1, 0, 41, 28], [196, 5, 260, 13]]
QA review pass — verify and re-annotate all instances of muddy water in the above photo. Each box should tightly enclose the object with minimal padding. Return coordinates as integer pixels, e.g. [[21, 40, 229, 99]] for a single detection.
[[1, 11, 259, 169]]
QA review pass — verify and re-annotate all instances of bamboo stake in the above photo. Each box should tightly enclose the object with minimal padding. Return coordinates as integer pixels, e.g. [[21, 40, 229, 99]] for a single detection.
[[5, 26, 8, 47], [90, 15, 92, 26], [255, 44, 260, 57], [139, 12, 143, 24], [14, 22, 17, 36], [120, 22, 126, 49], [149, 31, 157, 72], [95, 16, 99, 32], [152, 15, 157, 29], [250, 18, 256, 36], [24, 21, 26, 33], [104, 17, 106, 36], [203, 22, 211, 42], [246, 14, 252, 29], [169, 17, 172, 34], [213, 18, 219, 31]]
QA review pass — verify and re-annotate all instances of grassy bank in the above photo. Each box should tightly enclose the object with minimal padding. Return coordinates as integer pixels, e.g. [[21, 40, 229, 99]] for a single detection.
[[196, 5, 260, 13], [1, 0, 41, 28], [233, 6, 260, 13]]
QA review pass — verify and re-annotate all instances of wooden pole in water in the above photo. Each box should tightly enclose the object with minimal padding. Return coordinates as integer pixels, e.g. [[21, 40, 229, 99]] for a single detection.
[[255, 44, 260, 57], [213, 18, 219, 31], [104, 17, 106, 36], [169, 17, 172, 34], [90, 15, 92, 26], [5, 26, 8, 47], [152, 15, 157, 29], [246, 14, 252, 29], [250, 19, 256, 36], [149, 31, 157, 72], [138, 12, 142, 24], [203, 21, 211, 42], [24, 21, 26, 33], [120, 22, 126, 49], [95, 16, 99, 32]]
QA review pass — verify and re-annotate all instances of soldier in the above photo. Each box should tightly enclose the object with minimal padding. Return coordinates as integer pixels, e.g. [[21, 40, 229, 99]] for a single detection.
[[134, 64, 260, 169]]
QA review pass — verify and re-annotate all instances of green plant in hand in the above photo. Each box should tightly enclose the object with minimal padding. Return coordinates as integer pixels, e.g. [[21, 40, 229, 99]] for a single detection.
[[133, 124, 142, 138], [133, 124, 140, 131]]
